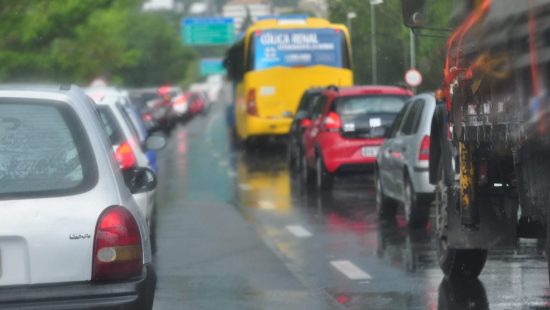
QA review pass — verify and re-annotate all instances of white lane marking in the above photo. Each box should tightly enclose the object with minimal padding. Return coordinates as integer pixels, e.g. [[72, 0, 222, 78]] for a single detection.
[[285, 225, 312, 238], [219, 160, 228, 167], [238, 183, 251, 191], [227, 170, 237, 177], [330, 260, 371, 280], [258, 200, 275, 210]]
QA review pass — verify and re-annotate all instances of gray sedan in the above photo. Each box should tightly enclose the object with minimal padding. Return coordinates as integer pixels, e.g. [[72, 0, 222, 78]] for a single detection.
[[375, 93, 436, 228]]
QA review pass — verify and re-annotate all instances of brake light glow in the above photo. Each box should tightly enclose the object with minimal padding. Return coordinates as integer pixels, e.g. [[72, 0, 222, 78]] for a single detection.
[[418, 135, 430, 161], [115, 140, 137, 169], [300, 118, 312, 128], [92, 206, 142, 281], [246, 89, 258, 116], [324, 112, 342, 131]]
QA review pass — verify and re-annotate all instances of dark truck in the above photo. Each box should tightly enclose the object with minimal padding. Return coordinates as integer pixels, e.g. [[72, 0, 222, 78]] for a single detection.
[[402, 0, 550, 280]]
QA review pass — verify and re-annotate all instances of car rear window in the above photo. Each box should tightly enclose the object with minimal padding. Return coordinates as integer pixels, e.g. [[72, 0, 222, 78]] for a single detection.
[[97, 106, 125, 146], [335, 95, 408, 116], [0, 99, 97, 198]]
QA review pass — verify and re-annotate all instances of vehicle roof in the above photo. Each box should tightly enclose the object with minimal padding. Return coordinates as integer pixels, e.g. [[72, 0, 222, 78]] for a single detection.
[[249, 17, 335, 30], [326, 85, 413, 97], [0, 84, 91, 108], [245, 17, 349, 40], [85, 87, 128, 106]]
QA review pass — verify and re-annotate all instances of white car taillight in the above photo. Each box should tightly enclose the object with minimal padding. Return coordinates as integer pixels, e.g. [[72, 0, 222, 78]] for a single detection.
[[418, 135, 430, 161], [92, 206, 142, 281]]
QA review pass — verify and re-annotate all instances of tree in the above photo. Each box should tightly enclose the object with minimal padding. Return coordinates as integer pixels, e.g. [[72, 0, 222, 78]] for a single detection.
[[118, 12, 197, 87], [0, 0, 197, 86], [328, 0, 452, 91]]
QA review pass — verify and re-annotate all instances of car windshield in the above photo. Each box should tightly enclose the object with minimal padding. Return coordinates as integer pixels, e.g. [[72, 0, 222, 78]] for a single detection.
[[336, 95, 408, 116], [0, 100, 91, 197]]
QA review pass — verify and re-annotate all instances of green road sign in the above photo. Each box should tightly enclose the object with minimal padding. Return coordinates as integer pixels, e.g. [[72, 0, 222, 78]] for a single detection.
[[199, 58, 225, 76], [182, 17, 235, 46]]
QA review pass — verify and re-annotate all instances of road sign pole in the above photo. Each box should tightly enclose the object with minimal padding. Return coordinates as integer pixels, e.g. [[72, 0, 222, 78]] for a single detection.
[[410, 28, 417, 93]]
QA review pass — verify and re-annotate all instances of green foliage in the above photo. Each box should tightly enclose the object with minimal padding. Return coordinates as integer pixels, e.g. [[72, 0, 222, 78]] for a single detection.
[[328, 0, 451, 91], [119, 12, 197, 87], [0, 0, 196, 86]]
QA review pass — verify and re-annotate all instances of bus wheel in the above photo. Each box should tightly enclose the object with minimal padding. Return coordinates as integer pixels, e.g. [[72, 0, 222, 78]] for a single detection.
[[435, 168, 487, 279]]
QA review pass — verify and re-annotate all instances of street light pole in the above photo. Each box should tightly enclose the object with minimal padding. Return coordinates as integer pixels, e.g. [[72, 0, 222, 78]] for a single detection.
[[346, 12, 356, 38], [410, 28, 416, 69], [369, 0, 383, 84], [370, 2, 377, 84], [410, 28, 417, 93]]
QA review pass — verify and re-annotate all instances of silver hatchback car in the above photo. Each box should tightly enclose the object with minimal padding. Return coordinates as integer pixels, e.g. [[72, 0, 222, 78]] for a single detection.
[[0, 85, 156, 309], [375, 93, 435, 228]]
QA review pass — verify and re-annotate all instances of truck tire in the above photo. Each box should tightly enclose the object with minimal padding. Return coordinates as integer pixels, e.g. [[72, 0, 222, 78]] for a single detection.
[[438, 243, 487, 280], [403, 176, 430, 229], [435, 154, 488, 279], [547, 207, 550, 285], [375, 170, 396, 219]]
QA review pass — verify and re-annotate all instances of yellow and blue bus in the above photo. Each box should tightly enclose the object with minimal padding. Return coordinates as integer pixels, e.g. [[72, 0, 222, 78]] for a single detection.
[[224, 16, 353, 142]]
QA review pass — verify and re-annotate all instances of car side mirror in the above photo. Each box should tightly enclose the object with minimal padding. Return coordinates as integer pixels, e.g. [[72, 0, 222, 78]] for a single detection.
[[300, 118, 312, 128], [146, 134, 166, 150], [122, 167, 157, 194]]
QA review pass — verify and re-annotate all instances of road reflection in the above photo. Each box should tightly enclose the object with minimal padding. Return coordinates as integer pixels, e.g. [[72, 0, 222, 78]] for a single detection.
[[235, 143, 292, 214], [228, 141, 550, 310]]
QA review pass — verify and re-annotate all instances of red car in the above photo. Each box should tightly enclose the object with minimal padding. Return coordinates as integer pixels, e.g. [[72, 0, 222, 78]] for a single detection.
[[300, 85, 412, 191]]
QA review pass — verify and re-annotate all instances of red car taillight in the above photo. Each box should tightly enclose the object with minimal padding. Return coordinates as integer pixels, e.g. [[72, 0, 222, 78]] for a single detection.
[[323, 112, 342, 132], [246, 89, 258, 116], [92, 206, 143, 281], [418, 135, 430, 161], [143, 114, 153, 122], [115, 140, 137, 169]]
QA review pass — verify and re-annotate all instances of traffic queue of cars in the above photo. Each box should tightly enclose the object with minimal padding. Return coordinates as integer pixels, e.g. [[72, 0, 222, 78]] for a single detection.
[[0, 83, 210, 309], [133, 86, 211, 135], [288, 84, 437, 229]]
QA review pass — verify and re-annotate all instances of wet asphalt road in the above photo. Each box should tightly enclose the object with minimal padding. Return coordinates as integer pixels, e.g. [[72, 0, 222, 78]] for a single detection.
[[152, 103, 550, 309]]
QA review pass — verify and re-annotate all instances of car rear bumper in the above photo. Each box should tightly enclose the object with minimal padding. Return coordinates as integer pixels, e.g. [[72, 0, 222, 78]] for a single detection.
[[320, 134, 384, 173], [245, 115, 292, 137], [409, 168, 435, 194], [0, 264, 156, 310]]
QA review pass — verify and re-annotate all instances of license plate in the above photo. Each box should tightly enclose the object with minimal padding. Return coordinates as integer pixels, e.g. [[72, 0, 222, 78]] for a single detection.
[[362, 146, 379, 157]]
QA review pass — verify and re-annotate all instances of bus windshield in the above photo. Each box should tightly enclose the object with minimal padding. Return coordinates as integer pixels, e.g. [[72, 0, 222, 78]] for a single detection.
[[253, 28, 344, 70]]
